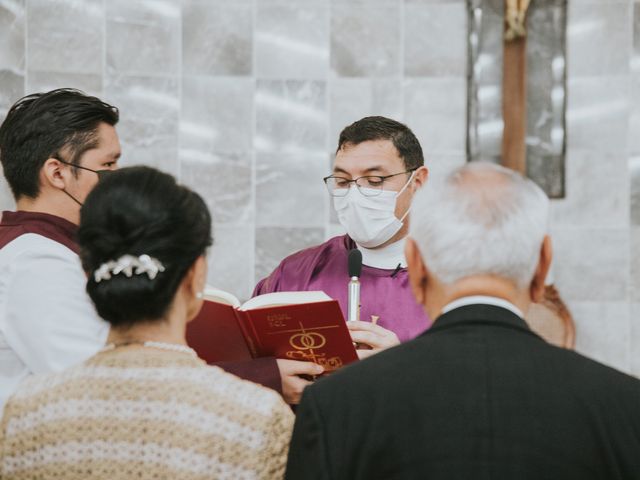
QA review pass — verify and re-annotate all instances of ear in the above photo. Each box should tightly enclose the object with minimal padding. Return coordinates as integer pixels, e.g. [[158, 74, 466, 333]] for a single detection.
[[41, 157, 68, 191], [411, 166, 429, 192], [183, 255, 208, 321], [185, 255, 207, 298], [405, 238, 429, 305], [530, 235, 553, 303]]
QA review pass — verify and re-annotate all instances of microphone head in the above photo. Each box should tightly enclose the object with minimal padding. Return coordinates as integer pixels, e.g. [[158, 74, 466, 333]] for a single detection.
[[348, 248, 362, 278]]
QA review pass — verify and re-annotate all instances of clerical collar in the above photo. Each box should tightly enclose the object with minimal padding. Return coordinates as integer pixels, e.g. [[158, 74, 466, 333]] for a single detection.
[[356, 238, 407, 270], [442, 295, 524, 319]]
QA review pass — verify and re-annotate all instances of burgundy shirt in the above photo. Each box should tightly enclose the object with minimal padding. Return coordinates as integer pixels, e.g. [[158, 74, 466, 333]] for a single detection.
[[0, 211, 78, 252]]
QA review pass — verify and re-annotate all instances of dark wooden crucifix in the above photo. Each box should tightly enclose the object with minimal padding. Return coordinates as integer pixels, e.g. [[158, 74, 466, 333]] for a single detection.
[[501, 0, 531, 174]]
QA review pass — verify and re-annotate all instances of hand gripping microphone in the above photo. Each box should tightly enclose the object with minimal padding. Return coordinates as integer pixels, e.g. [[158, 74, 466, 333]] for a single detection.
[[347, 249, 362, 322]]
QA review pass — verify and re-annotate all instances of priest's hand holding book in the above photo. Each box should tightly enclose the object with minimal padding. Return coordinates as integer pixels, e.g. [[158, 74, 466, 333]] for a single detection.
[[347, 320, 401, 360], [276, 322, 400, 402]]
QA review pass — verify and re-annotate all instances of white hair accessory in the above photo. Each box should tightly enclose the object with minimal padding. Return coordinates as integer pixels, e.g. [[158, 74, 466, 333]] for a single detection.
[[94, 254, 166, 283]]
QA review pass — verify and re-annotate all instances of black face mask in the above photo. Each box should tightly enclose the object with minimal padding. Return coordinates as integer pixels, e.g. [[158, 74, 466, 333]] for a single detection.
[[55, 157, 111, 179], [54, 157, 112, 206]]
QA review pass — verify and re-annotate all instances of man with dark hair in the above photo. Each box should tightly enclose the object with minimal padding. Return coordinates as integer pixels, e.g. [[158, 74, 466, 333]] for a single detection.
[[0, 89, 122, 410], [254, 116, 431, 404], [0, 89, 285, 410]]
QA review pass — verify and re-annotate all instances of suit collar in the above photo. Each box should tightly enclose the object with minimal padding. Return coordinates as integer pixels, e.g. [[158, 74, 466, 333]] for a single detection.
[[424, 303, 540, 339], [442, 295, 524, 318]]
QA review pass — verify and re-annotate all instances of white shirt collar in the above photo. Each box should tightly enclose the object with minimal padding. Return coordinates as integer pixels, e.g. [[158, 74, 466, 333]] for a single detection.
[[441, 295, 524, 319], [357, 238, 407, 270]]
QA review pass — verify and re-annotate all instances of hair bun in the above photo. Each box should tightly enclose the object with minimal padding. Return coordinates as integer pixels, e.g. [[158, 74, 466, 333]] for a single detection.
[[78, 166, 212, 327]]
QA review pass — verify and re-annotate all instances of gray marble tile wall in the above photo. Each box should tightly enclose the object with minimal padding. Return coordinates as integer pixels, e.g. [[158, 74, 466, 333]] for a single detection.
[[0, 0, 639, 375], [0, 0, 24, 208], [0, 0, 468, 301], [555, 0, 635, 374], [630, 0, 640, 376]]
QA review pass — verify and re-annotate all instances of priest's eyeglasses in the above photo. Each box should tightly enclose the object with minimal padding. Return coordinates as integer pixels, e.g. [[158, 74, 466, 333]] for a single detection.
[[323, 169, 417, 197]]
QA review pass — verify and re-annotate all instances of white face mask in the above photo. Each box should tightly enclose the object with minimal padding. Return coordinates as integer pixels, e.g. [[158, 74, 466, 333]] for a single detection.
[[333, 173, 414, 248]]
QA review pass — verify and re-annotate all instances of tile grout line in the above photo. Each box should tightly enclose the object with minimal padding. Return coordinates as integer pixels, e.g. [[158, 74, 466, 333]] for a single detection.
[[177, 0, 183, 181], [24, 0, 28, 93], [251, 0, 257, 291], [325, 0, 332, 239], [400, 0, 405, 121], [632, 0, 639, 347], [102, 0, 106, 96]]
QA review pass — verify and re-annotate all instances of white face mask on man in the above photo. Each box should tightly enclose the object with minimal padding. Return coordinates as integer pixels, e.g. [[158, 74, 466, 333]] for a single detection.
[[333, 172, 415, 248]]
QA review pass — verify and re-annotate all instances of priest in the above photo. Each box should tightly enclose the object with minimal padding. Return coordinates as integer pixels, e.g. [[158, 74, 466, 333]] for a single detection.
[[255, 116, 432, 401]]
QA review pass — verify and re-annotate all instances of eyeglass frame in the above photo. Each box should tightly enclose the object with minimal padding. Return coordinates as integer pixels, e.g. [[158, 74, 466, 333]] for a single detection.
[[322, 168, 418, 197]]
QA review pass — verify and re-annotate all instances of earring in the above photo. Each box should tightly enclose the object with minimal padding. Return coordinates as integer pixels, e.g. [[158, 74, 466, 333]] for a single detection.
[[196, 291, 204, 299]]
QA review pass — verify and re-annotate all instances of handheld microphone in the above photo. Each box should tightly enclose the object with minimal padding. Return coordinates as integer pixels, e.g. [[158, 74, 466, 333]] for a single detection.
[[390, 263, 402, 278], [347, 249, 362, 322]]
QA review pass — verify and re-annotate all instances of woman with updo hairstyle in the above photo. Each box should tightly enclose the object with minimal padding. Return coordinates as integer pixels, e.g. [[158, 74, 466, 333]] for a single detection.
[[0, 166, 294, 480]]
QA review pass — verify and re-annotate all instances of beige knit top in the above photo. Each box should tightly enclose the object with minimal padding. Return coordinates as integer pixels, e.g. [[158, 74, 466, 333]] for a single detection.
[[0, 346, 294, 480]]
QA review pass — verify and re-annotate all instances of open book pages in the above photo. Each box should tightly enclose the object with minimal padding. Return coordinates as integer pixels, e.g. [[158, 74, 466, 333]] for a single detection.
[[202, 286, 331, 311], [203, 287, 241, 307]]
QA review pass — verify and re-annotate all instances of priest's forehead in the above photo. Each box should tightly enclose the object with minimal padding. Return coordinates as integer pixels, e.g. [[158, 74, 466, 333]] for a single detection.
[[333, 139, 404, 177]]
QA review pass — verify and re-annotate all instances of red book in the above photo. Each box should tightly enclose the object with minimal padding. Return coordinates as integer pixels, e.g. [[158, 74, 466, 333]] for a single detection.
[[186, 289, 359, 372]]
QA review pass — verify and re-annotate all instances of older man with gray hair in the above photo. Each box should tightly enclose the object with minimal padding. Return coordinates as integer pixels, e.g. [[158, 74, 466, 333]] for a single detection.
[[285, 162, 640, 480]]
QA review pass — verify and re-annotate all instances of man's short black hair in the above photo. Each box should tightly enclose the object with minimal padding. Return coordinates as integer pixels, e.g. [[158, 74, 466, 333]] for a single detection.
[[336, 116, 424, 170], [0, 88, 119, 200]]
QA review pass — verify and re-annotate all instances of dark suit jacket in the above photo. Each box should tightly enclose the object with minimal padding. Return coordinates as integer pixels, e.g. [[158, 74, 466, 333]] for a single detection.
[[286, 304, 640, 480]]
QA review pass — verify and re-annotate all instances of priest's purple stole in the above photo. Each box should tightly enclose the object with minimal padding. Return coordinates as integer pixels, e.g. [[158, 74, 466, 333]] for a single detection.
[[254, 235, 431, 343]]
